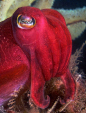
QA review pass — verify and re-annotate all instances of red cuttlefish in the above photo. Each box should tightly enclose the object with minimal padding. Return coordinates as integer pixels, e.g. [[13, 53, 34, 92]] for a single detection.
[[0, 6, 75, 109]]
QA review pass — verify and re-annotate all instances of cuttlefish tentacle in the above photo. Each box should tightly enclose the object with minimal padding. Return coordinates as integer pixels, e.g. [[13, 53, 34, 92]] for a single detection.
[[60, 69, 75, 103], [30, 48, 50, 109]]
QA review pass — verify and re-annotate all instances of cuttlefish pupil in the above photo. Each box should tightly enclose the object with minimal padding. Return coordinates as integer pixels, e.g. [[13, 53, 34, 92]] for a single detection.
[[17, 14, 36, 29]]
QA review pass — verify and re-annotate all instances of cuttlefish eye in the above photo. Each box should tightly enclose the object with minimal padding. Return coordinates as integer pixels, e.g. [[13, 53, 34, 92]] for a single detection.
[[17, 14, 36, 29]]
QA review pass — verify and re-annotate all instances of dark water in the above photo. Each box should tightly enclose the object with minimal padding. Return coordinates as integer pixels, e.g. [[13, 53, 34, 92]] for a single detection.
[[53, 0, 86, 9]]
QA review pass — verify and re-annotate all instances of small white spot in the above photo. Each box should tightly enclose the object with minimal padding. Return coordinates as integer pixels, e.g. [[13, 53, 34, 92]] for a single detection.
[[76, 74, 81, 82], [3, 37, 5, 40]]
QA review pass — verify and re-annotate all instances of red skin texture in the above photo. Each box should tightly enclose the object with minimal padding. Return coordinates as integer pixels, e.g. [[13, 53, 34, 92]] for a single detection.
[[0, 6, 75, 109]]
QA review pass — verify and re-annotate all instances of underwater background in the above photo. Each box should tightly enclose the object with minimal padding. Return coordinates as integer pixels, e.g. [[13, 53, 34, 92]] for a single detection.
[[0, 0, 86, 113], [53, 0, 86, 9]]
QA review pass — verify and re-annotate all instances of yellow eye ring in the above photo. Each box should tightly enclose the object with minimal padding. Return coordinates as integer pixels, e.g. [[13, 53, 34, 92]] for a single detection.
[[17, 14, 36, 29]]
